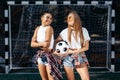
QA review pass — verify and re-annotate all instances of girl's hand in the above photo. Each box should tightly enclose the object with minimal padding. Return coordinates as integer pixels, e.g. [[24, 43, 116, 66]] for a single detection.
[[67, 48, 74, 54], [42, 42, 49, 48]]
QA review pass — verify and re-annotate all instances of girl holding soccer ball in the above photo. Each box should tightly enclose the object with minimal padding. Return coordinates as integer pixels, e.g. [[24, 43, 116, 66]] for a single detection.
[[55, 10, 91, 80]]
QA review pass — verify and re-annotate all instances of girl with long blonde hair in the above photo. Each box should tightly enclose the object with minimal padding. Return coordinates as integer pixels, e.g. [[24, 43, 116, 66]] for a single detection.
[[55, 10, 90, 80]]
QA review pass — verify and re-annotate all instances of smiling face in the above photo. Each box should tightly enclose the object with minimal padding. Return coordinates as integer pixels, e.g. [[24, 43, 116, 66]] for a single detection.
[[41, 13, 52, 26], [67, 13, 75, 27], [67, 11, 84, 45]]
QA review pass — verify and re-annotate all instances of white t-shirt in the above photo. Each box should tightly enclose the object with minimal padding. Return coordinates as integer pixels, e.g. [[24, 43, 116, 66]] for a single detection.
[[37, 26, 54, 49], [60, 27, 90, 49]]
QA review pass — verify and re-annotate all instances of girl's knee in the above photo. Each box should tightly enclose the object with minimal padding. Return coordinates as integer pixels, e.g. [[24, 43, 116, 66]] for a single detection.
[[81, 77, 90, 80], [41, 78, 48, 80]]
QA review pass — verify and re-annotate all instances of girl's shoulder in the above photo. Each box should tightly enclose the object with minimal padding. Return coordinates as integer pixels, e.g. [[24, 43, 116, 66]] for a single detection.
[[82, 27, 87, 30], [82, 27, 88, 32], [61, 28, 68, 32], [46, 25, 54, 33], [46, 25, 53, 30]]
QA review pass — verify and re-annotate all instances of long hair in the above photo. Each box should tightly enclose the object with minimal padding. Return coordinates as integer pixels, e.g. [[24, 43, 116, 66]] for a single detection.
[[67, 10, 84, 47]]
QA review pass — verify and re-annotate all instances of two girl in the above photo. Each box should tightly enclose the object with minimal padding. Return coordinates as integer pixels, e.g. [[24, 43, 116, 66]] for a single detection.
[[31, 10, 90, 80]]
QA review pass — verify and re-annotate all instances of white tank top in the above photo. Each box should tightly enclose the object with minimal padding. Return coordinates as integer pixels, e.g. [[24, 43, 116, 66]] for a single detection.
[[60, 27, 90, 49], [37, 26, 54, 49]]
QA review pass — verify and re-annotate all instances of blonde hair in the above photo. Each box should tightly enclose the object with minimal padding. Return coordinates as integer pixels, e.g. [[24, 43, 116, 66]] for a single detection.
[[67, 10, 84, 47]]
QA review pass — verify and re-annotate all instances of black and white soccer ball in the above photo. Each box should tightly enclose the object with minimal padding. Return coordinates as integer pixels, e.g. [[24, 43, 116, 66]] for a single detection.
[[55, 41, 69, 54]]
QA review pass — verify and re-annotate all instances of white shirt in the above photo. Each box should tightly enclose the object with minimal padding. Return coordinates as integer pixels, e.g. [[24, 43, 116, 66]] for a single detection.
[[60, 27, 90, 49], [37, 26, 54, 49]]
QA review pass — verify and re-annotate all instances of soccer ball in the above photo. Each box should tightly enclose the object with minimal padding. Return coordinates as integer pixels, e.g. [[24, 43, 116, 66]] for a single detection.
[[55, 41, 69, 54]]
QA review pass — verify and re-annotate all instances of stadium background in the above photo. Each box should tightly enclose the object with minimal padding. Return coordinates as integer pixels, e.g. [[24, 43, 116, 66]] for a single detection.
[[0, 0, 120, 80]]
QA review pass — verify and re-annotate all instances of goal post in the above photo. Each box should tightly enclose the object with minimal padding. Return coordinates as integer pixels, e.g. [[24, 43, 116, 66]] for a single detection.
[[7, 3, 112, 73]]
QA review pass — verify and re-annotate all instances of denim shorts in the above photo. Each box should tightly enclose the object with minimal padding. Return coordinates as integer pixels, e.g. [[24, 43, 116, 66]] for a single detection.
[[37, 56, 49, 65], [36, 50, 50, 65], [63, 54, 89, 67]]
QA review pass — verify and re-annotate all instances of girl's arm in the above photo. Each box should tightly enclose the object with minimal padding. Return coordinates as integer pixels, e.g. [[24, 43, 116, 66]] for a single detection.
[[54, 36, 63, 48], [68, 40, 90, 54], [31, 27, 44, 48], [43, 26, 53, 48]]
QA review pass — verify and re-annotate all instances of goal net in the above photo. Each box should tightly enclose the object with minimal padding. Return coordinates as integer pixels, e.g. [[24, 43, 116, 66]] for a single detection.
[[9, 4, 111, 71]]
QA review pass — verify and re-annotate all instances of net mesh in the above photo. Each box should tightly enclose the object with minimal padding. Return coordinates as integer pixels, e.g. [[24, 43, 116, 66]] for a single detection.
[[10, 5, 110, 68]]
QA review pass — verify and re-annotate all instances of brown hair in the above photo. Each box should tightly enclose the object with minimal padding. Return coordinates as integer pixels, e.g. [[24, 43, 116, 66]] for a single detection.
[[67, 10, 84, 47]]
